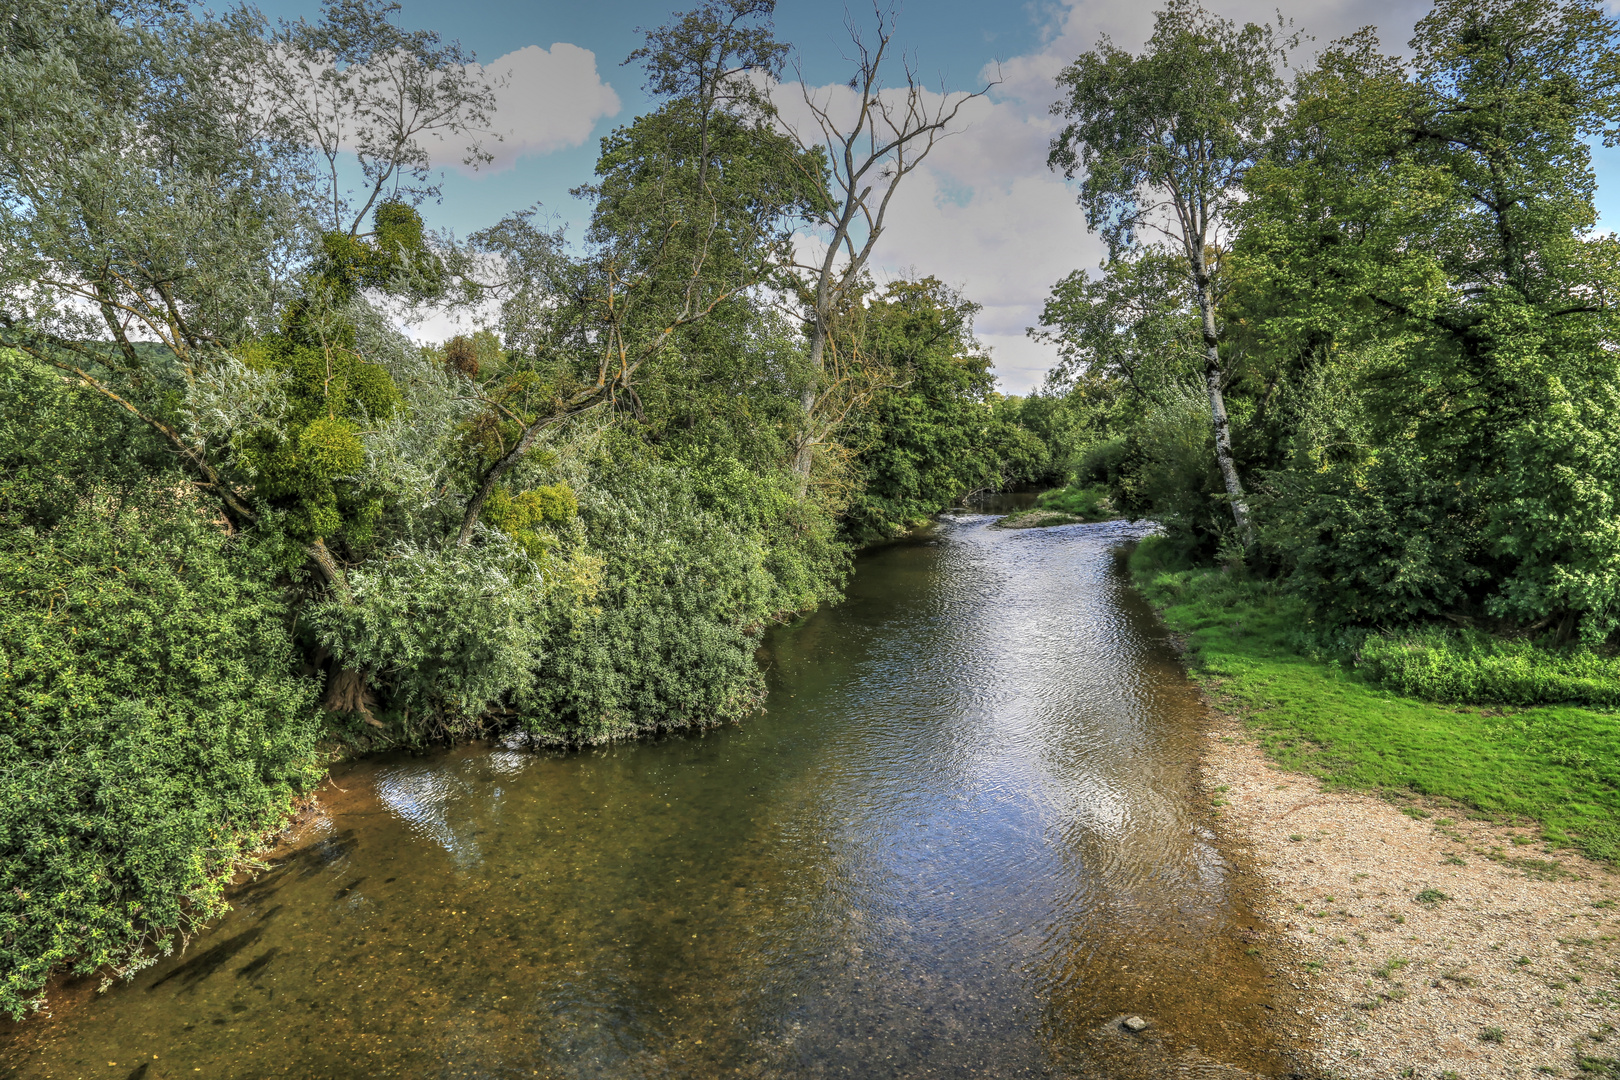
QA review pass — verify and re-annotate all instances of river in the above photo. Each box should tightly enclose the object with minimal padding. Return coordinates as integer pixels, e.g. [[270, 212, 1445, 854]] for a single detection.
[[3, 511, 1295, 1079]]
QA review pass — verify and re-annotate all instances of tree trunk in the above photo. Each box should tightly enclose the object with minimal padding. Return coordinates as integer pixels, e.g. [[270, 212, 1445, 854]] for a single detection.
[[456, 390, 604, 547], [792, 321, 827, 495], [1195, 273, 1253, 548]]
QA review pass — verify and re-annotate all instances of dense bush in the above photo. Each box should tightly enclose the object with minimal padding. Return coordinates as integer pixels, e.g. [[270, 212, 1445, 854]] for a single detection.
[[516, 446, 846, 744], [0, 486, 320, 1018]]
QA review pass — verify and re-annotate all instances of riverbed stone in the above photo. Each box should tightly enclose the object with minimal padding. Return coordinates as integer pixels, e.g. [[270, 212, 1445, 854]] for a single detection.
[[1122, 1015, 1148, 1032]]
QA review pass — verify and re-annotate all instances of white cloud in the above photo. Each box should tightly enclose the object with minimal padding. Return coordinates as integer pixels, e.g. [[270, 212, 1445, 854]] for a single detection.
[[449, 43, 621, 172], [779, 0, 1437, 393]]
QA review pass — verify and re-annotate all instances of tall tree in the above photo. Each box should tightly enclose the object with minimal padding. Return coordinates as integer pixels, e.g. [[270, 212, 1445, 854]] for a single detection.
[[0, 0, 496, 593], [1048, 0, 1293, 547], [1233, 0, 1620, 636], [266, 0, 498, 237], [781, 7, 991, 490], [455, 0, 820, 545], [841, 278, 1001, 540]]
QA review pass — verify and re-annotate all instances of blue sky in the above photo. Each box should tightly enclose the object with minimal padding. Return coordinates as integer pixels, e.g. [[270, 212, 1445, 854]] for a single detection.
[[258, 0, 1058, 241], [255, 0, 1620, 392]]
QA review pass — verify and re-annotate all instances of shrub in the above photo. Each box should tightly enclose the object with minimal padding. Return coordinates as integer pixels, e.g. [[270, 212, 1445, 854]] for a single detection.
[[1359, 628, 1620, 709], [0, 485, 321, 1018], [514, 447, 846, 745]]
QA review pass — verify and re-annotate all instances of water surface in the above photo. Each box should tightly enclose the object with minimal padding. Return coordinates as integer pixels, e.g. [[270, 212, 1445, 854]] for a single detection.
[[5, 515, 1291, 1079]]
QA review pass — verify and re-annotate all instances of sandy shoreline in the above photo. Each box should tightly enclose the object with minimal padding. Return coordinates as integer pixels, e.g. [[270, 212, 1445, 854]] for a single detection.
[[1200, 705, 1620, 1079]]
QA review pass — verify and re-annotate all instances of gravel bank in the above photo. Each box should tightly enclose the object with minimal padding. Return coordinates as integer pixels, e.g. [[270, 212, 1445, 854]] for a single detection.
[[1202, 708, 1620, 1079]]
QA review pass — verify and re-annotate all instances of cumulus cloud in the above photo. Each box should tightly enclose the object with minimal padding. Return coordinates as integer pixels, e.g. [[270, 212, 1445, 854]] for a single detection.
[[779, 0, 1436, 393], [440, 43, 621, 172]]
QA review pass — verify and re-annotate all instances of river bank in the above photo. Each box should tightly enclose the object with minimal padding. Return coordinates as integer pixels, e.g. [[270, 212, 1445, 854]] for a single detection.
[[2, 516, 1302, 1079], [1201, 711, 1620, 1079], [1133, 545, 1620, 1077]]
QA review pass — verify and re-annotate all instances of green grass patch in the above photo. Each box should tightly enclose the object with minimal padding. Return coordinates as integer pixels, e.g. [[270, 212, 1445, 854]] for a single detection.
[[997, 485, 1116, 528], [1034, 484, 1115, 519], [1130, 537, 1620, 866], [1361, 627, 1620, 709]]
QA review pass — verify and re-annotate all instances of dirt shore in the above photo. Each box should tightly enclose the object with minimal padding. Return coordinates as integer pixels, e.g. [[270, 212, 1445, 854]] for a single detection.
[[1201, 707, 1620, 1079]]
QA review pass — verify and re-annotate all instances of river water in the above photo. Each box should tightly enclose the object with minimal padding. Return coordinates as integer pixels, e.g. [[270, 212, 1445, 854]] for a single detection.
[[4, 511, 1294, 1079]]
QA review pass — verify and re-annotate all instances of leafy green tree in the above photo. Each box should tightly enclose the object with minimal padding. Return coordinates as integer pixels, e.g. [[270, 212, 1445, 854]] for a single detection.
[[842, 279, 1001, 541], [0, 0, 493, 593], [455, 0, 820, 544], [1235, 0, 1620, 638], [1049, 0, 1295, 546]]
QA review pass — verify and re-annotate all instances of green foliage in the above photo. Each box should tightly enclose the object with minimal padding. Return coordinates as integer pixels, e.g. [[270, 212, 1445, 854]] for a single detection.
[[1360, 628, 1620, 709], [0, 484, 319, 1019], [316, 202, 444, 303], [482, 483, 578, 559], [1044, 0, 1620, 653], [307, 537, 554, 730], [234, 332, 400, 547], [842, 279, 1002, 541], [517, 443, 846, 744], [1131, 537, 1620, 866], [0, 357, 321, 1019], [984, 395, 1059, 488], [1234, 0, 1620, 640], [1034, 485, 1114, 521]]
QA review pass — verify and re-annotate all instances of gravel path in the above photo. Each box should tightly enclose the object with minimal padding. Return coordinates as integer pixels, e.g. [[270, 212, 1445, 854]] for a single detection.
[[1202, 709, 1620, 1079]]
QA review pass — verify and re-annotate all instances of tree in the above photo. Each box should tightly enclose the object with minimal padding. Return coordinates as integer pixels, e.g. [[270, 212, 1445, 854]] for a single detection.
[[454, 0, 820, 546], [266, 0, 498, 238], [781, 7, 992, 489], [1032, 250, 1204, 406], [1233, 0, 1620, 637], [1048, 0, 1294, 547], [841, 279, 1000, 540], [0, 0, 495, 595]]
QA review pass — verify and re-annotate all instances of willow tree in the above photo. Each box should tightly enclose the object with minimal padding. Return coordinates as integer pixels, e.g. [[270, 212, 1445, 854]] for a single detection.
[[1048, 0, 1292, 547], [0, 0, 497, 594]]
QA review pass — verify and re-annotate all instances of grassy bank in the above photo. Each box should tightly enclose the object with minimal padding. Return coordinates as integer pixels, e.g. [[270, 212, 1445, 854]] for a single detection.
[[1129, 538, 1620, 866]]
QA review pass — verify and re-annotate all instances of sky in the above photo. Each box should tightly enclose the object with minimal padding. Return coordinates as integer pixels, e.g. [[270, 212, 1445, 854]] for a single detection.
[[255, 0, 1620, 394]]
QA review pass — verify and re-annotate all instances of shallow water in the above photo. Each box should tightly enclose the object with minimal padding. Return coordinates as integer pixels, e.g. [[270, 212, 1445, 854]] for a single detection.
[[4, 516, 1291, 1079]]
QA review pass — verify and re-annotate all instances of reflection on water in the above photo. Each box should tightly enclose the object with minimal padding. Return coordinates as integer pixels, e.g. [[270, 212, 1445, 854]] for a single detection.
[[3, 517, 1293, 1079]]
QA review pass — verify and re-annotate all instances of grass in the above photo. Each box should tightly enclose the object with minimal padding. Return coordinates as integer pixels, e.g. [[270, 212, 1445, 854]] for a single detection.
[[1361, 627, 1620, 709], [996, 485, 1115, 528], [1130, 537, 1620, 865]]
